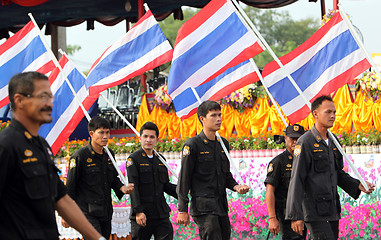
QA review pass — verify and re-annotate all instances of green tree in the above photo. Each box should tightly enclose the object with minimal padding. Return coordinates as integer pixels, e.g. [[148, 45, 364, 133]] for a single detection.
[[66, 44, 82, 56]]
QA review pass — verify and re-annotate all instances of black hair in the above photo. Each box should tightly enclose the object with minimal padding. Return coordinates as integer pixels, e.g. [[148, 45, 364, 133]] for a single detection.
[[8, 72, 48, 111], [196, 100, 221, 124], [88, 116, 111, 132], [311, 95, 333, 113], [140, 121, 159, 137]]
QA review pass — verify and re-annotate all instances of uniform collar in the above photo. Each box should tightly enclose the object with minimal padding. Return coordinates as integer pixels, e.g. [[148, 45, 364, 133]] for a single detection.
[[311, 125, 328, 143], [137, 147, 152, 158], [10, 119, 35, 142], [285, 149, 293, 159], [86, 143, 98, 156], [198, 130, 217, 145]]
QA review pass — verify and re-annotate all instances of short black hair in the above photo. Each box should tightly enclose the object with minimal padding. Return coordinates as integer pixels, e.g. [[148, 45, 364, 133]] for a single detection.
[[311, 95, 333, 113], [88, 116, 111, 132], [197, 100, 221, 124], [8, 72, 48, 111], [140, 121, 159, 137]]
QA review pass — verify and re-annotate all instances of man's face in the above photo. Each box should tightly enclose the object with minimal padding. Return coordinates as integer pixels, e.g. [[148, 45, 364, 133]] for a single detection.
[[285, 135, 299, 154], [200, 109, 222, 132], [90, 127, 110, 147], [140, 129, 158, 152], [313, 100, 336, 128], [21, 79, 54, 125]]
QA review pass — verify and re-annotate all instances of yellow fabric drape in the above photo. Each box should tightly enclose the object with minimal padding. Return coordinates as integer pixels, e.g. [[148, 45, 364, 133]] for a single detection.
[[353, 92, 374, 132], [331, 85, 354, 133], [372, 98, 381, 130], [220, 105, 236, 138], [135, 94, 150, 132], [234, 108, 251, 137], [180, 114, 199, 138], [268, 103, 288, 135], [250, 98, 270, 136], [167, 112, 181, 139]]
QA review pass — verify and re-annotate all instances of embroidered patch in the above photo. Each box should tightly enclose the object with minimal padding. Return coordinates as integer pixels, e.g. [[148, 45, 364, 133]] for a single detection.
[[183, 146, 190, 156], [294, 145, 301, 156], [314, 143, 319, 147], [268, 163, 273, 173], [142, 153, 146, 157], [126, 158, 133, 167], [24, 149, 33, 157], [288, 155, 292, 159], [293, 125, 299, 131], [316, 135, 321, 141], [86, 158, 92, 163], [286, 164, 292, 168], [69, 158, 76, 169]]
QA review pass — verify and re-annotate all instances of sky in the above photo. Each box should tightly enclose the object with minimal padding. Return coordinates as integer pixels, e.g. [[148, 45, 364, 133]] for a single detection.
[[60, 0, 380, 71]]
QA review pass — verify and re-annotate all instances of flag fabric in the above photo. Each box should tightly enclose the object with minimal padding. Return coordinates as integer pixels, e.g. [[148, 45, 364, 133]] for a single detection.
[[86, 10, 173, 96], [167, 0, 264, 101], [0, 20, 55, 108], [39, 54, 98, 154], [262, 11, 371, 124], [172, 60, 260, 120]]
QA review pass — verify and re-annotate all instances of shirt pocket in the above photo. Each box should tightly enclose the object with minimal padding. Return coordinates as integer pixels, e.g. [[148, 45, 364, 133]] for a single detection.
[[158, 165, 168, 183], [197, 155, 215, 174], [140, 167, 153, 183], [315, 193, 333, 216], [85, 167, 101, 186], [312, 152, 329, 172], [20, 164, 49, 199]]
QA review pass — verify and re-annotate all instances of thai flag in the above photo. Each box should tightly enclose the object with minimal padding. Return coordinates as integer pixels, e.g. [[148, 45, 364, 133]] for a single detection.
[[86, 10, 173, 96], [167, 0, 264, 101], [173, 60, 260, 120], [39, 54, 98, 155], [262, 11, 371, 124], [0, 21, 55, 108]]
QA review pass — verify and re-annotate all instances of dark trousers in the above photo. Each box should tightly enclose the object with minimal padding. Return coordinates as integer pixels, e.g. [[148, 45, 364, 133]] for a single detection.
[[131, 218, 173, 240], [84, 215, 111, 240], [192, 214, 231, 240], [277, 210, 306, 240], [305, 220, 339, 240]]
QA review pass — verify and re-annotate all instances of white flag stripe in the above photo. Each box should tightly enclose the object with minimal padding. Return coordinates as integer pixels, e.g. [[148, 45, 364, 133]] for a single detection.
[[23, 52, 52, 72]]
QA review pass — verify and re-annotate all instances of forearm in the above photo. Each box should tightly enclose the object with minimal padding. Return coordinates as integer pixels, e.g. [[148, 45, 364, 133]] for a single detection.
[[55, 195, 102, 240], [265, 190, 277, 218]]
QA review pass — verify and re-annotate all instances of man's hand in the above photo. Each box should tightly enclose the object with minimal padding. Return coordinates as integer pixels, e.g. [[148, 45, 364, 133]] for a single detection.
[[291, 220, 304, 236], [120, 183, 134, 194], [176, 212, 190, 226], [268, 217, 280, 235], [233, 184, 250, 194], [136, 212, 147, 227], [359, 181, 375, 194], [61, 218, 70, 228]]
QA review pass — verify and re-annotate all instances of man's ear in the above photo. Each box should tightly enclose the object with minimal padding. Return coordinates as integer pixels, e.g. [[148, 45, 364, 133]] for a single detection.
[[13, 93, 24, 110], [312, 109, 318, 119], [89, 130, 94, 138]]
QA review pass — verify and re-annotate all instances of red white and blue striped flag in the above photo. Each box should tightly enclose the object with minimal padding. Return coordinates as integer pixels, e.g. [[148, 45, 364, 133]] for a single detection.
[[39, 54, 98, 154], [0, 21, 55, 108], [86, 10, 173, 96], [167, 0, 264, 102], [173, 60, 260, 120], [262, 11, 371, 124]]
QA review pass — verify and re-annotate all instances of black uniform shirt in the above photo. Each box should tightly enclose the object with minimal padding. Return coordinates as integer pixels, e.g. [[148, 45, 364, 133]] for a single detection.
[[0, 120, 66, 240], [127, 148, 177, 220], [264, 149, 294, 212], [66, 144, 124, 221], [286, 125, 361, 222], [177, 130, 238, 217]]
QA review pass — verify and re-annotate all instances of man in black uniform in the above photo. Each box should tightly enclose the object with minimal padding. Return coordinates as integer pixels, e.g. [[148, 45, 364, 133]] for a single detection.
[[0, 72, 105, 240], [265, 124, 306, 239], [286, 95, 375, 239], [176, 100, 250, 240], [64, 116, 134, 239], [127, 121, 177, 240]]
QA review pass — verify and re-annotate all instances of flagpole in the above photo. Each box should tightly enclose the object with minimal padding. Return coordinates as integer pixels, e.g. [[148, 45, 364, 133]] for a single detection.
[[99, 94, 178, 179], [190, 87, 246, 186], [338, 5, 381, 74], [248, 59, 289, 127], [27, 15, 128, 187], [223, 5, 369, 190]]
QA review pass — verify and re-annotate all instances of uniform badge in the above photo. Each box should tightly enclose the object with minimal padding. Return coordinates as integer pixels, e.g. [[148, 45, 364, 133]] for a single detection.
[[24, 149, 33, 157], [142, 153, 146, 157], [268, 163, 274, 173], [288, 155, 292, 159], [314, 143, 319, 147], [69, 158, 76, 169], [126, 158, 133, 167], [86, 158, 92, 163], [183, 146, 190, 156], [316, 136, 321, 141], [203, 139, 208, 144], [293, 125, 299, 131], [286, 164, 292, 168], [24, 131, 32, 139], [294, 145, 301, 156]]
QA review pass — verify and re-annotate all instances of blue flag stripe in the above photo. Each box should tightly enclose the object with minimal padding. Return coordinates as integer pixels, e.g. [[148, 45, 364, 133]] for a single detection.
[[268, 30, 358, 106], [0, 36, 46, 88], [86, 24, 167, 87], [168, 12, 248, 94]]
